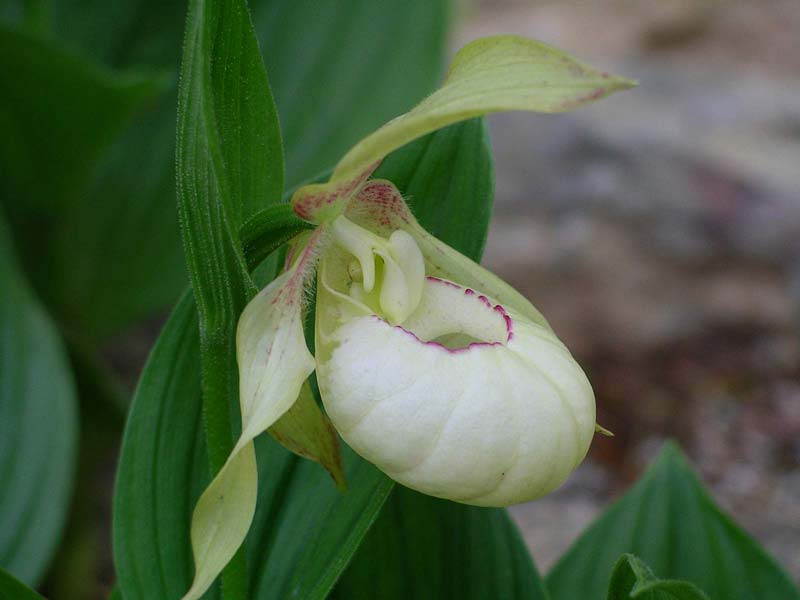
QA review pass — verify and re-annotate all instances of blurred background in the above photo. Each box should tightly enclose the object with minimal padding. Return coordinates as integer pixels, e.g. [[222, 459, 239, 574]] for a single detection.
[[0, 0, 797, 597], [465, 0, 800, 579]]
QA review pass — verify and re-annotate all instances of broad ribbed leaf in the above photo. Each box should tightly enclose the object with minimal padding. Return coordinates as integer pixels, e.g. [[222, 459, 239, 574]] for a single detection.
[[51, 91, 186, 337], [113, 116, 511, 600], [252, 0, 448, 188], [0, 24, 158, 212], [175, 0, 284, 594], [334, 487, 550, 600], [0, 216, 78, 585], [547, 442, 800, 600], [112, 293, 393, 600], [0, 567, 44, 600], [30, 0, 448, 337], [112, 293, 214, 599], [44, 0, 191, 337], [0, 24, 160, 330], [606, 555, 709, 600]]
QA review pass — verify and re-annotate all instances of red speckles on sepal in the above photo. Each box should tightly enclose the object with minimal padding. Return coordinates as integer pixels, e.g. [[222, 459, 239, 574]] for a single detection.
[[271, 226, 328, 307], [346, 179, 412, 234], [290, 162, 379, 223]]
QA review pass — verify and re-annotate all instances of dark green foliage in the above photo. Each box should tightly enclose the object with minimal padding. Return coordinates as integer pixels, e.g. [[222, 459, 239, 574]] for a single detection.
[[0, 216, 78, 585], [547, 443, 800, 600]]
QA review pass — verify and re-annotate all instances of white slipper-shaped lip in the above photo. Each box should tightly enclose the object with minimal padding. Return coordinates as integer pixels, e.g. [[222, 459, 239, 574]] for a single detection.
[[317, 276, 595, 507]]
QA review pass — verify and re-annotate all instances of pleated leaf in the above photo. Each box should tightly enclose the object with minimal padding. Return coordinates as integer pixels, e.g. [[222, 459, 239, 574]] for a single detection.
[[333, 487, 550, 600], [606, 554, 709, 600], [0, 567, 45, 600], [112, 293, 393, 600], [0, 216, 78, 585], [547, 442, 800, 600]]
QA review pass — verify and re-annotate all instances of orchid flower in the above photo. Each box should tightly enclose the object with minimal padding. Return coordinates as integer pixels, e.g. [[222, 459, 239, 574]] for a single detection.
[[183, 35, 633, 600]]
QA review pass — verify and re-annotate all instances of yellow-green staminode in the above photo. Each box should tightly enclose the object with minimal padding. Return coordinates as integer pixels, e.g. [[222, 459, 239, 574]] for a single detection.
[[182, 34, 633, 600]]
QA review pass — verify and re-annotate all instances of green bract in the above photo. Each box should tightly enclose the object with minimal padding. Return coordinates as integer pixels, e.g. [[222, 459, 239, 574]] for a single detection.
[[182, 34, 633, 600]]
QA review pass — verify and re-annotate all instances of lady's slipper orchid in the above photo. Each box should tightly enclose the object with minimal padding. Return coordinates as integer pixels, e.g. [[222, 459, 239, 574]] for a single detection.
[[183, 34, 633, 600]]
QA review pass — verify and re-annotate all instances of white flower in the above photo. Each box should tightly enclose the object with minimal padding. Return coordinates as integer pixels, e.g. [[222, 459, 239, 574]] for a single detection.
[[316, 184, 595, 507], [182, 34, 632, 600]]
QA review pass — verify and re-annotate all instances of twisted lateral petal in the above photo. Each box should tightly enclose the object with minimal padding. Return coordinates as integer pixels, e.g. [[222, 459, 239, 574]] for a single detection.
[[347, 180, 552, 329], [236, 269, 315, 445], [183, 245, 317, 600], [291, 34, 634, 223], [316, 277, 595, 507], [182, 443, 257, 600]]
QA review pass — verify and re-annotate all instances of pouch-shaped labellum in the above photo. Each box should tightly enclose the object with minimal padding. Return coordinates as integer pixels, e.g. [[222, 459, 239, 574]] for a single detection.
[[316, 275, 595, 507]]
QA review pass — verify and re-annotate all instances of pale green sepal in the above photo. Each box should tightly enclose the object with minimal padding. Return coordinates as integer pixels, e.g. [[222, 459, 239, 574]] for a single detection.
[[184, 235, 324, 600], [250, 230, 344, 485], [348, 180, 552, 329], [595, 423, 615, 437], [236, 267, 316, 446], [182, 441, 257, 600], [291, 34, 634, 223], [336, 35, 635, 182], [268, 382, 346, 490]]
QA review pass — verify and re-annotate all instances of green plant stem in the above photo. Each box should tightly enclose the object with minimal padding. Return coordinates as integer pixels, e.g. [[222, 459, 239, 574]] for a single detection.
[[241, 204, 313, 269], [198, 204, 309, 600], [200, 329, 247, 600]]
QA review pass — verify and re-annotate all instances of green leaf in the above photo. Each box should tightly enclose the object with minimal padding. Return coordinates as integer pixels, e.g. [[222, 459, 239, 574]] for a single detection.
[[547, 442, 800, 600], [606, 555, 709, 600], [112, 292, 393, 600], [0, 214, 78, 585], [0, 24, 163, 333], [6, 0, 449, 340], [333, 486, 550, 600], [112, 293, 210, 600], [246, 444, 391, 600], [41, 0, 189, 338], [176, 0, 285, 594], [0, 566, 45, 600], [31, 0, 449, 337], [252, 0, 449, 188], [48, 87, 186, 338], [113, 111, 502, 600], [0, 23, 159, 211]]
